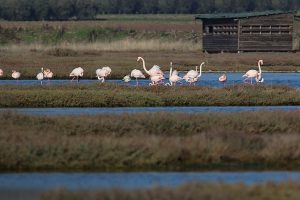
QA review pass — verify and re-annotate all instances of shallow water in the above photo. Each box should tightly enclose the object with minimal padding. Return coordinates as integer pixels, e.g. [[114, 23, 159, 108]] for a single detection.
[[1, 106, 300, 116], [0, 72, 299, 88], [1, 172, 300, 190]]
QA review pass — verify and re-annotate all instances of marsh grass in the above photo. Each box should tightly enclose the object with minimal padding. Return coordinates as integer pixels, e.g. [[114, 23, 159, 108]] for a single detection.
[[39, 182, 300, 200], [0, 85, 299, 107], [0, 19, 299, 79], [3, 39, 201, 52], [0, 49, 299, 80], [1, 111, 300, 171]]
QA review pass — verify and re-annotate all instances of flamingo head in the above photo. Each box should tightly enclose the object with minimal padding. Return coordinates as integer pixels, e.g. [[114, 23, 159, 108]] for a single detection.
[[258, 60, 263, 65], [137, 57, 142, 62], [256, 73, 264, 83]]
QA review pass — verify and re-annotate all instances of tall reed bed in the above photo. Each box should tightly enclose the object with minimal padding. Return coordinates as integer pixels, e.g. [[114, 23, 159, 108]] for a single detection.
[[0, 111, 300, 171], [0, 85, 299, 107]]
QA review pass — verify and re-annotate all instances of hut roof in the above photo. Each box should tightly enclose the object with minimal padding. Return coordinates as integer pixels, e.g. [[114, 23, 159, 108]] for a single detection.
[[195, 10, 296, 20]]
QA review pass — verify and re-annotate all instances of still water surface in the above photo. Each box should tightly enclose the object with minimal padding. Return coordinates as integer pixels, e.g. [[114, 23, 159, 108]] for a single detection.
[[1, 172, 300, 190], [2, 172, 300, 200], [1, 106, 300, 116], [0, 72, 299, 88]]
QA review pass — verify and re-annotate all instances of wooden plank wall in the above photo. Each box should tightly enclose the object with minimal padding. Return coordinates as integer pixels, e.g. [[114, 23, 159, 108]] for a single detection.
[[202, 19, 238, 52], [239, 14, 294, 51], [203, 36, 238, 52]]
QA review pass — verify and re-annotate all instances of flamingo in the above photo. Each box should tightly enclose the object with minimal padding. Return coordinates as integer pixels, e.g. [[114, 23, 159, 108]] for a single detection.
[[96, 66, 112, 83], [0, 69, 3, 77], [36, 68, 44, 85], [219, 73, 227, 86], [123, 75, 131, 83], [43, 68, 53, 82], [137, 57, 164, 86], [149, 75, 165, 86], [70, 67, 84, 82], [130, 69, 145, 86], [165, 62, 182, 86], [12, 70, 21, 80], [243, 60, 264, 84], [183, 62, 205, 85]]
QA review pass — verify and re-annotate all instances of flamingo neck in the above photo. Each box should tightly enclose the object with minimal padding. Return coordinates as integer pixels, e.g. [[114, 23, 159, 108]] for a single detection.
[[170, 62, 173, 77], [258, 61, 262, 74], [198, 62, 204, 78], [140, 57, 150, 75]]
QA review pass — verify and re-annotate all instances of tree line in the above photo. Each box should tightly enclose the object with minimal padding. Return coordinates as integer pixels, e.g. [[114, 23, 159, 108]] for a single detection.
[[0, 0, 299, 21]]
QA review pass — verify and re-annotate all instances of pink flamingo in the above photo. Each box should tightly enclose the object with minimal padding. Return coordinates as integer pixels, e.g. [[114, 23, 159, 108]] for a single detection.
[[243, 60, 264, 84], [137, 57, 164, 86], [219, 73, 227, 86]]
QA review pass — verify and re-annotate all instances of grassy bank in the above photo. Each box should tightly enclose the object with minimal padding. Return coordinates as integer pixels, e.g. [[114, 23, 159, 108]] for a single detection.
[[40, 182, 300, 200], [0, 85, 299, 107], [0, 49, 300, 80], [1, 111, 300, 171], [0, 18, 299, 79]]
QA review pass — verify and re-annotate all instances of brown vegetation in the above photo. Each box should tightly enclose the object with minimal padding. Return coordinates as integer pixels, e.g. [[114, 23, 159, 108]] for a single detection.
[[40, 182, 300, 200], [0, 19, 299, 79], [0, 85, 299, 107], [0, 49, 299, 79], [1, 111, 300, 171]]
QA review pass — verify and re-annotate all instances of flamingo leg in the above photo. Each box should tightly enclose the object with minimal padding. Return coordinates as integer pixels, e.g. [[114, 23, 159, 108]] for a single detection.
[[243, 77, 250, 84]]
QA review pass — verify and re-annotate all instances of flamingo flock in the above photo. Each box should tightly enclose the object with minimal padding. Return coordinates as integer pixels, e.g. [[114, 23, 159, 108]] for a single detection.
[[0, 58, 265, 86]]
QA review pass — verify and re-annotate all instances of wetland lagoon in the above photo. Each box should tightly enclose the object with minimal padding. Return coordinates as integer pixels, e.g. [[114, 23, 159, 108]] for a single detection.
[[0, 16, 300, 200], [1, 78, 300, 200]]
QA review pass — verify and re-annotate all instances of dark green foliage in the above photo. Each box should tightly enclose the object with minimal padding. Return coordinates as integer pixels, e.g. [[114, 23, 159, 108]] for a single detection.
[[0, 0, 299, 20]]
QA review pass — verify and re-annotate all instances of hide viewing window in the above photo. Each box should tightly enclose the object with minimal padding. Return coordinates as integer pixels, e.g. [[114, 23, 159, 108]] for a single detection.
[[205, 25, 238, 35], [240, 24, 292, 35]]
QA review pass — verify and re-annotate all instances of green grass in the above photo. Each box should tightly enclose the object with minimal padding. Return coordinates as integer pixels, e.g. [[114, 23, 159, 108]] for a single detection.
[[1, 111, 300, 171], [0, 85, 299, 107], [0, 21, 200, 45], [39, 182, 300, 200]]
